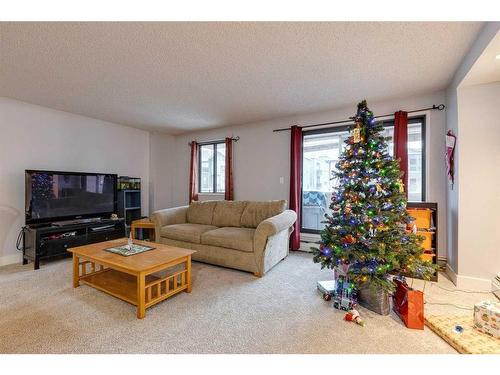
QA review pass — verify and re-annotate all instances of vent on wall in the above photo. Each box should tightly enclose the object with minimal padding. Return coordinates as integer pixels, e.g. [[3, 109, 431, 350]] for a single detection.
[[299, 232, 320, 252]]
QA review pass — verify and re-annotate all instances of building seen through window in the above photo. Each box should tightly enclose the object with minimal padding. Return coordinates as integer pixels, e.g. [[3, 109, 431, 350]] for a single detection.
[[199, 142, 226, 193], [302, 118, 424, 232]]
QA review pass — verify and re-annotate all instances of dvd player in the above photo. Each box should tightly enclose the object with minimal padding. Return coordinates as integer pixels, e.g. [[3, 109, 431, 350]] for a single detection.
[[52, 217, 102, 227]]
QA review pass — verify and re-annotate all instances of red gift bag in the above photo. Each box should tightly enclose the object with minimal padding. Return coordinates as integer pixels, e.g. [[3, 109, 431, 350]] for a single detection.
[[393, 278, 424, 330]]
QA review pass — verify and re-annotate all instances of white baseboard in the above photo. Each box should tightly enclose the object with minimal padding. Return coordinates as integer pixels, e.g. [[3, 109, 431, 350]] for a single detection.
[[446, 263, 492, 290], [456, 274, 492, 291], [0, 252, 22, 267], [299, 233, 320, 252], [299, 242, 314, 252]]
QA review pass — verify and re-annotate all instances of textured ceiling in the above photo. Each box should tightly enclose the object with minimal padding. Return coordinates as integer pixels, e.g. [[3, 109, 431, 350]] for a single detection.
[[461, 30, 500, 86], [0, 22, 483, 134]]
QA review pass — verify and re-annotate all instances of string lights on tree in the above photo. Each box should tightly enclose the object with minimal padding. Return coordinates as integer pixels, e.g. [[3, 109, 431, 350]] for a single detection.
[[312, 100, 436, 292]]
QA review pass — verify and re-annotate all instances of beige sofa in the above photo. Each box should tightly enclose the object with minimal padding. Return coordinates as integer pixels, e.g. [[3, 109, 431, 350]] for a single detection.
[[151, 200, 297, 276]]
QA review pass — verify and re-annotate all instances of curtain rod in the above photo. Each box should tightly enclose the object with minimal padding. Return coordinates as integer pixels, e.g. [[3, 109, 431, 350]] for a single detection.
[[272, 104, 445, 132], [188, 136, 240, 146]]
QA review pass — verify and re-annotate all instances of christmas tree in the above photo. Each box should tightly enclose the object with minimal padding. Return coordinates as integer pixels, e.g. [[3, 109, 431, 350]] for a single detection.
[[312, 100, 436, 292]]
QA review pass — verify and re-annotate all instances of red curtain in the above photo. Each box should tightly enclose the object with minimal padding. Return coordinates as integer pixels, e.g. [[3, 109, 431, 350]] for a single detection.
[[189, 141, 199, 203], [289, 125, 302, 251], [225, 137, 234, 200], [393, 111, 408, 196]]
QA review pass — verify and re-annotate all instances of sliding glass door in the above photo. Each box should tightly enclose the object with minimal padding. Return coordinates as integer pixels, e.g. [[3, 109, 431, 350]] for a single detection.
[[301, 116, 425, 233], [302, 126, 350, 232]]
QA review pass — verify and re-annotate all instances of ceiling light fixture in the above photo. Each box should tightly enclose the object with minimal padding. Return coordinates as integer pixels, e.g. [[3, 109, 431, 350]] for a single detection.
[[496, 53, 500, 60]]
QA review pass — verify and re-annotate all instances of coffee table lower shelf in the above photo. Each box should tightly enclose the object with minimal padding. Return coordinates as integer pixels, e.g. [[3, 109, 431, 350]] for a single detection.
[[80, 269, 189, 308], [74, 255, 191, 318]]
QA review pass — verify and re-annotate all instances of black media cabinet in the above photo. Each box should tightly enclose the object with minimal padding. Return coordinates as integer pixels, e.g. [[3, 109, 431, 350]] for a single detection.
[[23, 218, 125, 270], [118, 189, 141, 237]]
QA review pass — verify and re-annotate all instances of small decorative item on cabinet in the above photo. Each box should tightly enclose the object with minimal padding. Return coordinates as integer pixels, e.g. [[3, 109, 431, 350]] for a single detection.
[[407, 208, 433, 230], [117, 176, 141, 191]]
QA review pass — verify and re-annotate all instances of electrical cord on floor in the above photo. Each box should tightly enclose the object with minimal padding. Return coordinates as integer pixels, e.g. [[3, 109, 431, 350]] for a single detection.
[[424, 283, 500, 310], [424, 300, 474, 311], [430, 283, 498, 295], [16, 226, 26, 251]]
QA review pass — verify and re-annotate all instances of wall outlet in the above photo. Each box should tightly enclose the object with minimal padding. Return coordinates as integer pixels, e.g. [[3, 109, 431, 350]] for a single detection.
[[279, 177, 284, 184]]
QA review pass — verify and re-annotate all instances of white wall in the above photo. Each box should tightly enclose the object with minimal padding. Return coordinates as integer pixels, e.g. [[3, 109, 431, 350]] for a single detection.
[[149, 132, 175, 212], [0, 98, 150, 266], [0, 91, 452, 265], [152, 91, 448, 257], [445, 22, 499, 284], [456, 82, 500, 286]]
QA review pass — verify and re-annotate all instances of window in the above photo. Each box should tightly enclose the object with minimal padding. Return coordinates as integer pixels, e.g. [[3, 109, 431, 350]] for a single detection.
[[199, 142, 226, 193], [301, 116, 425, 233], [382, 118, 425, 202]]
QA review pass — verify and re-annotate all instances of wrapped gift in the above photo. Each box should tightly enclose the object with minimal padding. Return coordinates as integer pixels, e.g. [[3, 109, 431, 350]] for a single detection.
[[473, 301, 500, 339], [393, 277, 424, 330], [317, 280, 336, 296]]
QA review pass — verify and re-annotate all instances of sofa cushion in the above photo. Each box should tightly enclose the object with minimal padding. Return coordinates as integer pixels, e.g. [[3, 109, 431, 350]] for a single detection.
[[160, 223, 218, 244], [187, 201, 218, 225], [212, 201, 248, 227], [201, 227, 255, 253], [240, 200, 287, 228]]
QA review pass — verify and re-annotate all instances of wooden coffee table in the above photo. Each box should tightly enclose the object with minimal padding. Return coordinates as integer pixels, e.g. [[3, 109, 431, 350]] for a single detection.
[[68, 238, 196, 319]]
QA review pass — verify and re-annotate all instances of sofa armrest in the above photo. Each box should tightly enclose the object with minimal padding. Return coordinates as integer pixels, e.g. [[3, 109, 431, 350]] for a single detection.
[[254, 209, 297, 253], [151, 206, 188, 241]]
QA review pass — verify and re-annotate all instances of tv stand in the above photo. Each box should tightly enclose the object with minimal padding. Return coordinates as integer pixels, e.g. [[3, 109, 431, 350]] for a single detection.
[[23, 218, 125, 270]]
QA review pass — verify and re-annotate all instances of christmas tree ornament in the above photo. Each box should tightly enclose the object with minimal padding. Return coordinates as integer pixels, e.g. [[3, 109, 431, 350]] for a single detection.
[[321, 246, 332, 257], [342, 234, 356, 244], [344, 204, 352, 215], [369, 228, 375, 237], [353, 123, 361, 143]]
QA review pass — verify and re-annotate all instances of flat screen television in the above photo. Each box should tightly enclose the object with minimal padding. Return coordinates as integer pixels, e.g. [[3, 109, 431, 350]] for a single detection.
[[25, 170, 117, 225]]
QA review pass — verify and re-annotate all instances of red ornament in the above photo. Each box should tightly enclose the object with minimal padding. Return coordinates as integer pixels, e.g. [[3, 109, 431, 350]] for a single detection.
[[342, 234, 356, 244], [323, 293, 331, 301]]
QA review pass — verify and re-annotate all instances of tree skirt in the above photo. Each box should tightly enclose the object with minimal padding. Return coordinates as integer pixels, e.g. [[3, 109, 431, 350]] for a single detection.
[[425, 314, 500, 354]]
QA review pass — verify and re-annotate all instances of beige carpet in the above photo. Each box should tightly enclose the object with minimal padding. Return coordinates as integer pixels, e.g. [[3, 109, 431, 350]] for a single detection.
[[0, 252, 493, 354]]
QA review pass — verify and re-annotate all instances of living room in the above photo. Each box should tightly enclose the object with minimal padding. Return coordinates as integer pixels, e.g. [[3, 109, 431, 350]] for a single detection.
[[1, 1, 499, 371]]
